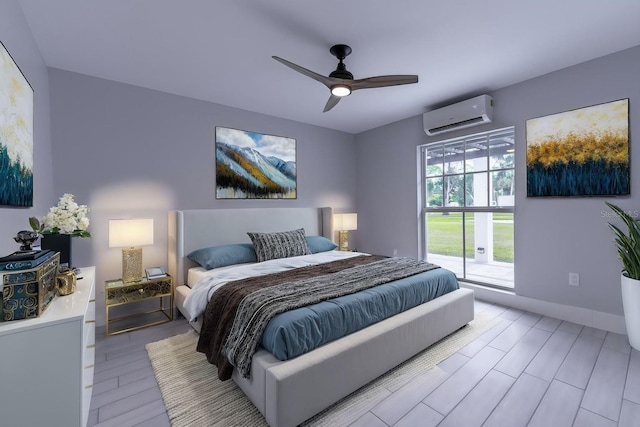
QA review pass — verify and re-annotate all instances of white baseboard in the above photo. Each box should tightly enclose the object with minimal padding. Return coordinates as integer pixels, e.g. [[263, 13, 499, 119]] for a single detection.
[[460, 282, 627, 335]]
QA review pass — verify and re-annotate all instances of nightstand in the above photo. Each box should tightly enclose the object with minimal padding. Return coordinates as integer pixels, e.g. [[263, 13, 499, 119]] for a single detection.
[[105, 274, 173, 335]]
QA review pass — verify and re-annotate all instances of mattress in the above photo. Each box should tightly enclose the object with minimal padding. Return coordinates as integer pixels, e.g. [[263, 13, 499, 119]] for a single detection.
[[261, 266, 458, 360], [187, 266, 207, 287]]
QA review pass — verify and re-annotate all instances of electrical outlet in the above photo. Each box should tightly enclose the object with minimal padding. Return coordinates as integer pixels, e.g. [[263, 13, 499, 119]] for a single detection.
[[569, 272, 580, 287], [393, 249, 398, 256]]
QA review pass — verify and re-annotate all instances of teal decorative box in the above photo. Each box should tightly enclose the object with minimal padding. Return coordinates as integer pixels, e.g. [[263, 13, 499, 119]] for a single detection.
[[2, 252, 60, 320]]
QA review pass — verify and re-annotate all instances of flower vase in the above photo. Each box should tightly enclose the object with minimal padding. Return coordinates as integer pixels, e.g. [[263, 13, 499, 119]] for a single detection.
[[41, 234, 72, 267]]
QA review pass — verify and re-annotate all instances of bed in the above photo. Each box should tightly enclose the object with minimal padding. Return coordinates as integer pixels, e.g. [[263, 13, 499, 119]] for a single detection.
[[168, 207, 474, 427]]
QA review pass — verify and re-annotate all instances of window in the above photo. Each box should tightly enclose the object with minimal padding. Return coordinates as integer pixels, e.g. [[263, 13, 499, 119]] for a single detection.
[[419, 127, 515, 288]]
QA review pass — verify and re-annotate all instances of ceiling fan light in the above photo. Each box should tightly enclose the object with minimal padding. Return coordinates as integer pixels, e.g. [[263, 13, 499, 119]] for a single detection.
[[331, 85, 351, 97]]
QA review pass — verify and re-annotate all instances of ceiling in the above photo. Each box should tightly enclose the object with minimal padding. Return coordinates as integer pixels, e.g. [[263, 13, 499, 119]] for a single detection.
[[17, 0, 640, 134]]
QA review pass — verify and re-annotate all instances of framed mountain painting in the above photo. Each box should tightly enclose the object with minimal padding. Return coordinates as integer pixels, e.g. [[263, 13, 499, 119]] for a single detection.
[[526, 99, 629, 197], [0, 40, 34, 207], [215, 126, 297, 199]]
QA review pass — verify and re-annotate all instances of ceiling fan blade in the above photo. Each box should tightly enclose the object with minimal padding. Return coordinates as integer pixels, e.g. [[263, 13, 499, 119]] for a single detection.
[[323, 94, 341, 112], [272, 56, 334, 88], [350, 75, 418, 91]]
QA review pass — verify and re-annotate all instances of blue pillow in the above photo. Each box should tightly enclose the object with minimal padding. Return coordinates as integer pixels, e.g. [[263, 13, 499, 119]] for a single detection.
[[187, 243, 257, 270], [306, 236, 338, 253]]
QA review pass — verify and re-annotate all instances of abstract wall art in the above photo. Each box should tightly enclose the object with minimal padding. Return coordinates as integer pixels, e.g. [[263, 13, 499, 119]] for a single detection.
[[526, 99, 629, 197], [0, 40, 34, 207]]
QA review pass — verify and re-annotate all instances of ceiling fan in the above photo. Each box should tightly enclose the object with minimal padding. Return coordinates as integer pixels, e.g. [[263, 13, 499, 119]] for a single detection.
[[272, 44, 419, 112]]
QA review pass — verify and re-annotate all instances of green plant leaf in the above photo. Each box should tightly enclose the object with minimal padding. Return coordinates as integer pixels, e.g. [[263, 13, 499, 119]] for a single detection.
[[606, 202, 640, 280], [28, 216, 40, 231]]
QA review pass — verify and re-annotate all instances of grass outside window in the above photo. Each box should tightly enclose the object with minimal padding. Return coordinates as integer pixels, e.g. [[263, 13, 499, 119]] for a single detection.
[[426, 212, 514, 263]]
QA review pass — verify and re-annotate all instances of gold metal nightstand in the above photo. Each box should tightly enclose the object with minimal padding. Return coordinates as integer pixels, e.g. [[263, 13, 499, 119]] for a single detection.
[[105, 275, 173, 335]]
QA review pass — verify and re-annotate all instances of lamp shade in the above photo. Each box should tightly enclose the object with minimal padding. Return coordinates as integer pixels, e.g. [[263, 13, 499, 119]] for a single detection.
[[108, 218, 154, 248], [334, 213, 357, 231]]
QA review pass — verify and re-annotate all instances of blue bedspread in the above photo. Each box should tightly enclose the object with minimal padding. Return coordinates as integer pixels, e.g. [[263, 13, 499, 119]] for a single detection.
[[261, 266, 459, 360]]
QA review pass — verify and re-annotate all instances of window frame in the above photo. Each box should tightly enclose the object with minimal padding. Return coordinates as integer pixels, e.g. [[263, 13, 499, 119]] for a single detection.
[[418, 126, 515, 289]]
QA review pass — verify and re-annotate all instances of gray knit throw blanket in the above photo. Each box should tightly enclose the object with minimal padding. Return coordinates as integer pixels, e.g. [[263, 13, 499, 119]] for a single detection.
[[224, 256, 440, 378]]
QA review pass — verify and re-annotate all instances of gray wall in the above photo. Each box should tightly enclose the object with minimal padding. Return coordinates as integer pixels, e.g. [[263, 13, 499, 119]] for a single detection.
[[0, 0, 55, 255], [356, 45, 640, 316], [47, 69, 357, 325]]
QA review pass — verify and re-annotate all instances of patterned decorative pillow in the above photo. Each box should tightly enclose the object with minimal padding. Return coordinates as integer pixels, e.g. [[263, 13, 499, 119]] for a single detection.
[[247, 228, 311, 262]]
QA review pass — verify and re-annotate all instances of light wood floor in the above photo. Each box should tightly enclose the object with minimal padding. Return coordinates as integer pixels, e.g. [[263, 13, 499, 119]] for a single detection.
[[88, 299, 640, 426]]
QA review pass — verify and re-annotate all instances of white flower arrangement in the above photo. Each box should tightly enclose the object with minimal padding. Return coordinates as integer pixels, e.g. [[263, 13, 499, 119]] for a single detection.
[[29, 193, 91, 238]]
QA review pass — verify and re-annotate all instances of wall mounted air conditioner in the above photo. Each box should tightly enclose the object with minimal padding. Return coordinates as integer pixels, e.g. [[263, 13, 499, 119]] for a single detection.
[[423, 94, 493, 136]]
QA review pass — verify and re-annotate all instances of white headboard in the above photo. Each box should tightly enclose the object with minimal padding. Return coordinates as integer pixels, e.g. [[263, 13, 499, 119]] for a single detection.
[[168, 207, 334, 286]]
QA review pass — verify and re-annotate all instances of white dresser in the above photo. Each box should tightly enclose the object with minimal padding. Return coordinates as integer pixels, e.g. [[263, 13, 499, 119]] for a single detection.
[[0, 266, 96, 427]]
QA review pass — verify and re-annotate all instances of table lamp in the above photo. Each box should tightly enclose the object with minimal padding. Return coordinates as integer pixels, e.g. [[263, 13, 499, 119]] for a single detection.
[[109, 218, 154, 283], [333, 213, 357, 251]]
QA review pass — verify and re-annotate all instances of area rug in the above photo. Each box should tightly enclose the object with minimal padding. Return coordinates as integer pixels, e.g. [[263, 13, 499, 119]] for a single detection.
[[146, 311, 497, 427]]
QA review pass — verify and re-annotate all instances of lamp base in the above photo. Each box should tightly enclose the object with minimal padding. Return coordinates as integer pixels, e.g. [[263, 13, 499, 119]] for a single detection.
[[122, 247, 143, 283], [338, 230, 350, 251]]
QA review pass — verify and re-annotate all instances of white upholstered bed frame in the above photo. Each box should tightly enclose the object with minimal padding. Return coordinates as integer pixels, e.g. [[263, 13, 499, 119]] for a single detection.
[[168, 207, 474, 427]]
